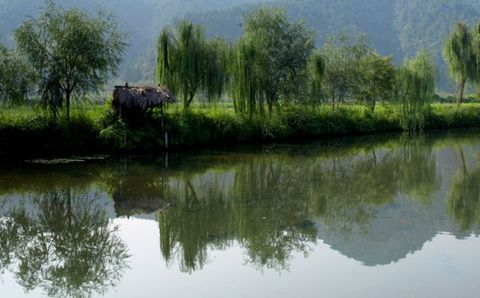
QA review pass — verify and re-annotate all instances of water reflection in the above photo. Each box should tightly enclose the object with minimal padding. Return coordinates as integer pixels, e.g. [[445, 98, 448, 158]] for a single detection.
[[0, 191, 129, 298], [0, 131, 480, 288], [153, 136, 446, 272], [100, 164, 171, 217], [448, 147, 480, 232], [159, 162, 318, 272]]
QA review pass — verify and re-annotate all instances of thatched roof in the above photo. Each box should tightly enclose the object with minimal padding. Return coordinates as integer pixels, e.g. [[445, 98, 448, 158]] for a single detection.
[[112, 85, 175, 112]]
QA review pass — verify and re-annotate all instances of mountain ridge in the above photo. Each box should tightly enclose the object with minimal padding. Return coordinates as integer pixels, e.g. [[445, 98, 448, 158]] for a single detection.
[[1, 0, 480, 90]]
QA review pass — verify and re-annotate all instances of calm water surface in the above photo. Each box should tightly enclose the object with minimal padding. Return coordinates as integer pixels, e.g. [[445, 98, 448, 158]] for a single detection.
[[1, 131, 480, 298]]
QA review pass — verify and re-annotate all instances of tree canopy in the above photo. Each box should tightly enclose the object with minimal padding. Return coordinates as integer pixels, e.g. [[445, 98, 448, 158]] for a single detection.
[[0, 43, 34, 105], [396, 51, 437, 131], [14, 1, 127, 117], [157, 21, 229, 108], [443, 23, 478, 103], [233, 7, 315, 113], [320, 33, 372, 108]]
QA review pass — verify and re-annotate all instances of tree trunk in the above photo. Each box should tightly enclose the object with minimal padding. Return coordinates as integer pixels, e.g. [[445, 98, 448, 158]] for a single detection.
[[267, 95, 275, 115], [188, 94, 194, 107], [65, 91, 71, 119], [184, 92, 195, 108], [267, 102, 273, 114], [458, 77, 466, 104], [331, 90, 336, 110]]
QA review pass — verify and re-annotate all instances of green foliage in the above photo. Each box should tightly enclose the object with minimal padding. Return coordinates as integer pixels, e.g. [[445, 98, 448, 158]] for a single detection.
[[202, 38, 230, 102], [4, 103, 480, 157], [157, 21, 229, 108], [230, 7, 315, 114], [355, 54, 396, 111], [320, 32, 372, 108], [443, 23, 478, 103], [14, 0, 127, 118], [396, 51, 437, 131], [316, 32, 396, 111], [0, 106, 105, 157], [0, 43, 34, 105], [157, 21, 205, 108], [229, 38, 262, 116]]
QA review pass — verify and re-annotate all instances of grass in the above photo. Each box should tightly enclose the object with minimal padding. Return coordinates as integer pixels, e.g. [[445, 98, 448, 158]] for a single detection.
[[0, 104, 105, 157], [1, 102, 480, 158]]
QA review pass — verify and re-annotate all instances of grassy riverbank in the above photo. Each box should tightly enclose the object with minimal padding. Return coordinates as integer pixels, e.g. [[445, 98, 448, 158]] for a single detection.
[[1, 103, 480, 158]]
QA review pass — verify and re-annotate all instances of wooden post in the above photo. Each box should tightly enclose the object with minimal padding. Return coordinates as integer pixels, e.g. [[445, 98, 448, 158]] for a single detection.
[[160, 101, 169, 151]]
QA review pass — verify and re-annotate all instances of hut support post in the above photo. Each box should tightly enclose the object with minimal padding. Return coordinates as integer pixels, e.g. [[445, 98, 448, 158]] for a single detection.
[[161, 102, 168, 151], [120, 105, 127, 148]]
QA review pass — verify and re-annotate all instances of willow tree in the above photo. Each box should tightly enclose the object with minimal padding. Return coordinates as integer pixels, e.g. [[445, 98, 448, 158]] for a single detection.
[[157, 22, 229, 108], [396, 51, 437, 131], [229, 38, 262, 116], [157, 21, 204, 108], [443, 23, 477, 103], [202, 38, 230, 103], [471, 22, 480, 96], [14, 1, 126, 118], [229, 7, 315, 114]]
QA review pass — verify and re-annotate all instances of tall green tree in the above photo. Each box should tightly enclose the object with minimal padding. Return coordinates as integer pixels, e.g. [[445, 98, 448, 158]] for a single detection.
[[229, 38, 262, 115], [230, 7, 315, 114], [443, 23, 477, 103], [355, 53, 396, 112], [157, 21, 206, 108], [157, 21, 229, 108], [396, 51, 437, 131], [202, 38, 230, 103], [320, 32, 371, 109], [470, 22, 480, 97], [14, 1, 127, 118]]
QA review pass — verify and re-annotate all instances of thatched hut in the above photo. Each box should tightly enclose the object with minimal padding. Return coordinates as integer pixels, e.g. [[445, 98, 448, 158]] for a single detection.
[[112, 85, 175, 118]]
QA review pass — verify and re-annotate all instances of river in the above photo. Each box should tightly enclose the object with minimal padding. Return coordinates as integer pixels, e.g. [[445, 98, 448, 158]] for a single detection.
[[0, 131, 479, 297]]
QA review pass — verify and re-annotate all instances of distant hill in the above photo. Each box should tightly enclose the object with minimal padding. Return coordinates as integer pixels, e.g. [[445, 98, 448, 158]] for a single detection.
[[0, 0, 261, 83], [1, 0, 480, 90], [186, 0, 480, 90]]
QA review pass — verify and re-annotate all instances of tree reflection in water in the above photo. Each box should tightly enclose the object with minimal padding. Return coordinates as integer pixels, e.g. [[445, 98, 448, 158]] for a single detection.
[[448, 147, 480, 232], [157, 136, 440, 273], [1, 133, 476, 277], [159, 162, 318, 273], [0, 191, 129, 298]]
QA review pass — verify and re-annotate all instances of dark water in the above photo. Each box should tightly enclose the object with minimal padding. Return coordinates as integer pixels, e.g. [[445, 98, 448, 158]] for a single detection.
[[1, 131, 480, 298]]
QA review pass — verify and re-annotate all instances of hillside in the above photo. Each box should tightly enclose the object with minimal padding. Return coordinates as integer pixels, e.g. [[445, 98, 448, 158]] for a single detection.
[[187, 0, 480, 90], [1, 0, 480, 90], [0, 0, 261, 82]]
